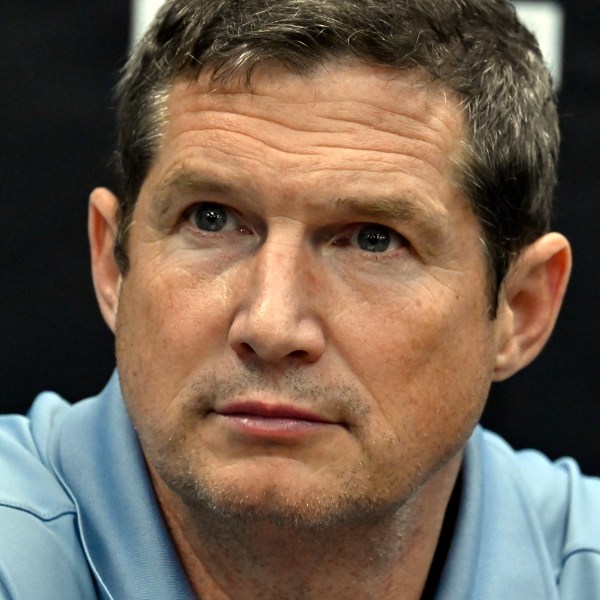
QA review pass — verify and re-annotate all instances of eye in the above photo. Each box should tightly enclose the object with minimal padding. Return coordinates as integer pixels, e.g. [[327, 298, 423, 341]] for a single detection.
[[186, 202, 255, 236], [348, 224, 407, 253], [190, 203, 231, 232]]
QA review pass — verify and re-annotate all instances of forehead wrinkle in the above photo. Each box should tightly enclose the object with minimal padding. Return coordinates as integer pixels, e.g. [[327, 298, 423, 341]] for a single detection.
[[165, 75, 464, 184], [174, 98, 456, 153], [172, 66, 463, 141]]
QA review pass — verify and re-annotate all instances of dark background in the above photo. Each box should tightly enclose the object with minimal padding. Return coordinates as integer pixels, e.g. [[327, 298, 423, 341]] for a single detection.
[[1, 2, 598, 473]]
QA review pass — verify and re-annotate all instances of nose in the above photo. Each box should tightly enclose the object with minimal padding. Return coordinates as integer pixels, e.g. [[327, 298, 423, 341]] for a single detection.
[[228, 234, 326, 365]]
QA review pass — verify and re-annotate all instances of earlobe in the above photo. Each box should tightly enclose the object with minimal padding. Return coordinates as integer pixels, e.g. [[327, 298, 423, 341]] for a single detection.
[[493, 233, 572, 381], [88, 187, 122, 333]]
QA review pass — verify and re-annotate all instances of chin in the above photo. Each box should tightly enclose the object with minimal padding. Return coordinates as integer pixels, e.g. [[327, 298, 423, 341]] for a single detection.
[[157, 458, 414, 532]]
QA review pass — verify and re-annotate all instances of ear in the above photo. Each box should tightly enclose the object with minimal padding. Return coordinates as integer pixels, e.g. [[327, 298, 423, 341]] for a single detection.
[[493, 233, 572, 381], [88, 187, 122, 333]]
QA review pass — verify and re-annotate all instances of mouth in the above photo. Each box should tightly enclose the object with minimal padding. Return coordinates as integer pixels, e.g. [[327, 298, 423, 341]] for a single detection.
[[211, 401, 338, 438]]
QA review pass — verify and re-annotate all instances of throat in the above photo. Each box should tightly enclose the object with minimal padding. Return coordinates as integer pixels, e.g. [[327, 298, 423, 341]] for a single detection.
[[147, 450, 464, 600], [172, 504, 416, 600]]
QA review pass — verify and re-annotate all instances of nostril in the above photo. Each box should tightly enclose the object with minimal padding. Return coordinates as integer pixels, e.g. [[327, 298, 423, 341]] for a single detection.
[[234, 342, 311, 362], [237, 342, 256, 357]]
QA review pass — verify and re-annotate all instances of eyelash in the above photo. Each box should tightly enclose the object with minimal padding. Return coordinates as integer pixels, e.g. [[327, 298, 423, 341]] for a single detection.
[[331, 224, 409, 254], [184, 203, 248, 235]]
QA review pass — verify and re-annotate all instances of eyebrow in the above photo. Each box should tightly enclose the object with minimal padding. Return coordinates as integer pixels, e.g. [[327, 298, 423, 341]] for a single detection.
[[151, 170, 448, 245], [334, 195, 421, 220], [152, 172, 240, 215], [333, 196, 447, 245]]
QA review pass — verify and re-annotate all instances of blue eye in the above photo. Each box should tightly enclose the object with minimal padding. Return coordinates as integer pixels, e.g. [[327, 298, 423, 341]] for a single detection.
[[192, 203, 229, 232], [332, 223, 407, 254], [356, 225, 392, 253]]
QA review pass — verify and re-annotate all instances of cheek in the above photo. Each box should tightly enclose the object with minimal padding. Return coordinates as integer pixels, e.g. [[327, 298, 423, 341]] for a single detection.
[[115, 264, 232, 391], [339, 284, 494, 445]]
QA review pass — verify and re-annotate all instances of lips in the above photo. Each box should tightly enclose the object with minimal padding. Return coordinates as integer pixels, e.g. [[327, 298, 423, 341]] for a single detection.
[[212, 401, 336, 437], [215, 401, 333, 423]]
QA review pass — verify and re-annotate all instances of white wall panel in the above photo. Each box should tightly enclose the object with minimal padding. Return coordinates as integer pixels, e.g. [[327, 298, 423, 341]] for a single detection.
[[514, 1, 564, 88], [131, 0, 165, 46]]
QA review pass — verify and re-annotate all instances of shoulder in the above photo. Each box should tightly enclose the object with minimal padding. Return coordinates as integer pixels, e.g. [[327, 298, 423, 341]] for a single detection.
[[476, 428, 600, 594], [0, 392, 73, 519], [0, 394, 97, 599]]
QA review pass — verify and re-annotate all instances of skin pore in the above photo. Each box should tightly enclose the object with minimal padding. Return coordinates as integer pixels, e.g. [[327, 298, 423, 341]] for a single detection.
[[89, 61, 571, 599]]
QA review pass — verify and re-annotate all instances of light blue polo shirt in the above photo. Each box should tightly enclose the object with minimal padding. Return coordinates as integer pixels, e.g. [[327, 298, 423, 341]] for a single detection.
[[0, 373, 598, 599]]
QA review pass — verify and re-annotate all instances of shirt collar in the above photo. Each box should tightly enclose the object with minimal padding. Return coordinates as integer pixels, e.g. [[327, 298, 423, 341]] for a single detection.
[[436, 427, 559, 599], [49, 371, 195, 600]]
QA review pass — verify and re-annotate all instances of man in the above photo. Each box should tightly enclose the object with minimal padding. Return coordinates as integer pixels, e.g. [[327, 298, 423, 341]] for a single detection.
[[0, 0, 597, 598]]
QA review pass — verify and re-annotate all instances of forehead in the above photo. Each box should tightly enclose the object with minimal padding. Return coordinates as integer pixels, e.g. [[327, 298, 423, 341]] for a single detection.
[[161, 61, 465, 165], [141, 62, 468, 227]]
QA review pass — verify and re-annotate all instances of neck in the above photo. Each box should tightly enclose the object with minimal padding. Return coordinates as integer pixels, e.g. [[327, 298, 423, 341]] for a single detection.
[[150, 455, 462, 600]]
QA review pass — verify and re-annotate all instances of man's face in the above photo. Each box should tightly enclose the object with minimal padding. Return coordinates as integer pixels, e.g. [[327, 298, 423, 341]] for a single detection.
[[113, 63, 503, 524]]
